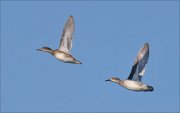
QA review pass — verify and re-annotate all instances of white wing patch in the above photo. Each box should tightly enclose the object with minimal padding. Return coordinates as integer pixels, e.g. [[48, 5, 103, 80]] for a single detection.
[[139, 67, 145, 76]]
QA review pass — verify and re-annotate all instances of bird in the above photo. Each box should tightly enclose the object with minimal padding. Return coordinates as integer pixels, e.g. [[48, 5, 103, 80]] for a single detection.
[[37, 15, 82, 64], [105, 43, 153, 92]]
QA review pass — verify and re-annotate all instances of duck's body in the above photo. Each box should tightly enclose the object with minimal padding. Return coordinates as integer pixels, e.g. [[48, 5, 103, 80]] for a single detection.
[[106, 43, 154, 92], [106, 77, 153, 92], [53, 50, 81, 64], [37, 15, 82, 64], [37, 47, 81, 64], [119, 79, 153, 91]]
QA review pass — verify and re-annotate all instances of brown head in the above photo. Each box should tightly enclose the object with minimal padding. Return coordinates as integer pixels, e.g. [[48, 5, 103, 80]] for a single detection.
[[37, 47, 53, 54], [105, 77, 121, 83]]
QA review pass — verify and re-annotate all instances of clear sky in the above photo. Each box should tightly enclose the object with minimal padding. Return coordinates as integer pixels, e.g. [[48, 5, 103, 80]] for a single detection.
[[1, 1, 179, 112]]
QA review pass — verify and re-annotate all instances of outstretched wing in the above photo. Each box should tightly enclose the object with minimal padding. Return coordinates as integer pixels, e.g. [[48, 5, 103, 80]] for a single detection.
[[127, 43, 149, 81], [59, 15, 74, 53]]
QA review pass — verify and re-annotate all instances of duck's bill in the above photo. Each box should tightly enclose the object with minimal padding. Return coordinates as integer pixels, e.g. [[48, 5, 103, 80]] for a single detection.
[[36, 48, 41, 51], [105, 79, 110, 81]]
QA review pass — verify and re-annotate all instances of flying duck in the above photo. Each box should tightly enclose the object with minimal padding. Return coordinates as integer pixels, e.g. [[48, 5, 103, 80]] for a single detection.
[[106, 43, 153, 92], [37, 15, 82, 64]]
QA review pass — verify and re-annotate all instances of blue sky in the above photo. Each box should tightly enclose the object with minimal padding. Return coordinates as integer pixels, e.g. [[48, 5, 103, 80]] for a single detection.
[[1, 1, 179, 112]]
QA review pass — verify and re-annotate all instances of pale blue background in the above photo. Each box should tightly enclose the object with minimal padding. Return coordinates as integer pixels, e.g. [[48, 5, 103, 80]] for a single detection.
[[1, 1, 179, 112]]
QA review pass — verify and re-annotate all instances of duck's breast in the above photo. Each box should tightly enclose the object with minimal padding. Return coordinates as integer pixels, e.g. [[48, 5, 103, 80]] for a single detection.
[[54, 52, 65, 60], [53, 52, 74, 62]]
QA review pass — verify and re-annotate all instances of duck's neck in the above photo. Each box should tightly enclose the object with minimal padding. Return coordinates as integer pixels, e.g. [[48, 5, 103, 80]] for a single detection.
[[117, 80, 123, 86]]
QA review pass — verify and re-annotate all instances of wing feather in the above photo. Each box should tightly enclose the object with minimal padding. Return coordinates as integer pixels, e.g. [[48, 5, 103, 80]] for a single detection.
[[127, 43, 149, 81], [59, 15, 74, 53]]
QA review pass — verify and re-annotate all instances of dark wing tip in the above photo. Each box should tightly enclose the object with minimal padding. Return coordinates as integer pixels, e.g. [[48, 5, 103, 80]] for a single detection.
[[144, 43, 149, 49], [67, 15, 74, 26], [141, 43, 149, 55], [69, 15, 74, 20], [144, 42, 149, 45], [69, 15, 73, 18], [65, 15, 74, 24]]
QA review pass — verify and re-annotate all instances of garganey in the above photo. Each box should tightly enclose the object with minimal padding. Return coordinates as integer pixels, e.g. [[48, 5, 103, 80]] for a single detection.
[[106, 43, 153, 92], [37, 15, 82, 64]]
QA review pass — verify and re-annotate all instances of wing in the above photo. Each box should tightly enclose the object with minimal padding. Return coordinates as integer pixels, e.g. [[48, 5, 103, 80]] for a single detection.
[[127, 43, 149, 81], [59, 15, 75, 53]]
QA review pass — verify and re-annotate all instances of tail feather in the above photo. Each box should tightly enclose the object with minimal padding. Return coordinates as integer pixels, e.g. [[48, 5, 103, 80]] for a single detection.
[[74, 60, 82, 64], [146, 85, 154, 92]]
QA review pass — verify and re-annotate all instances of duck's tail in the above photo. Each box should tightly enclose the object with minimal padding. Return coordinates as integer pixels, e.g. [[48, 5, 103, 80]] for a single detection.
[[146, 85, 154, 92], [37, 47, 53, 53], [74, 59, 82, 64]]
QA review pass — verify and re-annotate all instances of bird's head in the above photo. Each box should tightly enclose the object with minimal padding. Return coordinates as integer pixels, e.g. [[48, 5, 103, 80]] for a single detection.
[[37, 47, 53, 53], [105, 77, 121, 83]]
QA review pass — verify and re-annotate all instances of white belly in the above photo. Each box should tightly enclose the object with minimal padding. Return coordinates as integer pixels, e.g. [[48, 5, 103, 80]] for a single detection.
[[123, 80, 145, 91], [54, 53, 65, 60], [54, 53, 73, 62]]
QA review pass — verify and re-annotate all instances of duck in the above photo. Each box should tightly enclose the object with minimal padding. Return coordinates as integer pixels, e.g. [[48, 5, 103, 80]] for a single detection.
[[37, 15, 82, 64], [105, 43, 153, 92]]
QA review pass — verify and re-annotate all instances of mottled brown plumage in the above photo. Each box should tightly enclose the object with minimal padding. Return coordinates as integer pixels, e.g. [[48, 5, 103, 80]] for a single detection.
[[37, 15, 82, 64]]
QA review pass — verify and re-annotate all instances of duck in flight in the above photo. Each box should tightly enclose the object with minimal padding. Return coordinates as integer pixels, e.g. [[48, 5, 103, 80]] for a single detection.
[[106, 43, 153, 92], [37, 15, 82, 64]]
